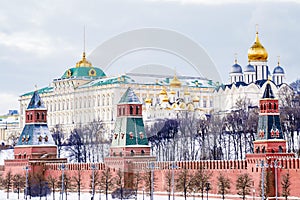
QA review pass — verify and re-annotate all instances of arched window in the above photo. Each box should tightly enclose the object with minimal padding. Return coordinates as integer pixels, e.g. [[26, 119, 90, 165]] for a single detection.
[[130, 106, 133, 115], [136, 106, 139, 115], [141, 150, 145, 156], [271, 149, 275, 153], [42, 113, 45, 120], [263, 104, 266, 111], [274, 103, 277, 110], [269, 103, 272, 109], [37, 112, 40, 120], [130, 150, 135, 156], [260, 104, 263, 111], [279, 146, 283, 153], [256, 147, 260, 154], [262, 146, 266, 153]]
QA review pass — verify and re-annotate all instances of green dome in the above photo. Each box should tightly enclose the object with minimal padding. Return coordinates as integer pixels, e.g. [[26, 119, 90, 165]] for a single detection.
[[62, 67, 106, 79], [61, 52, 106, 79]]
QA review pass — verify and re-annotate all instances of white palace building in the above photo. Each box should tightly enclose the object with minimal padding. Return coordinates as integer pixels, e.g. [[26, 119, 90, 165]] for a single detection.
[[18, 52, 214, 138], [13, 30, 292, 141]]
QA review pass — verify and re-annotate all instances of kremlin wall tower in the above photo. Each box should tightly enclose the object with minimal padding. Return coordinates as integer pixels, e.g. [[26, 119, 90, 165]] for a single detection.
[[2, 81, 300, 199]]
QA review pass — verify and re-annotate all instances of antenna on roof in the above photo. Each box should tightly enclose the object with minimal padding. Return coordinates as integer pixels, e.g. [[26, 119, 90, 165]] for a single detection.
[[83, 25, 86, 53]]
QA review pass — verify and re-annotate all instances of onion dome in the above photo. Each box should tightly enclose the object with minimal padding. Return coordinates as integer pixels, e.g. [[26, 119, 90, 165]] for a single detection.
[[159, 88, 167, 95], [248, 32, 268, 61], [184, 90, 190, 95], [273, 61, 285, 74], [193, 96, 200, 102], [162, 95, 169, 102], [62, 52, 106, 79], [244, 63, 255, 72], [170, 90, 176, 95], [170, 75, 182, 87], [76, 52, 92, 67], [230, 59, 243, 74], [145, 97, 152, 104]]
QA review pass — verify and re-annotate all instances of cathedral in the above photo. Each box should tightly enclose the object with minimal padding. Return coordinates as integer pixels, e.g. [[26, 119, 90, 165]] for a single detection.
[[214, 31, 291, 114]]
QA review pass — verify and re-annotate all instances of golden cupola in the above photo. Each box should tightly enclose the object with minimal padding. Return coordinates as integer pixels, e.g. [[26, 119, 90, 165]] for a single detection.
[[170, 75, 182, 87], [145, 97, 152, 104], [159, 87, 167, 96], [248, 32, 268, 61], [76, 52, 92, 67]]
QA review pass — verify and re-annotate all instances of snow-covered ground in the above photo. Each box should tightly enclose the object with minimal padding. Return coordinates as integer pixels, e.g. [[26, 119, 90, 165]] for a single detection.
[[0, 190, 229, 200]]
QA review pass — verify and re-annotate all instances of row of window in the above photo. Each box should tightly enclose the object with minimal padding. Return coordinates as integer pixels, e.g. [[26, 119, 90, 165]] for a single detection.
[[112, 150, 145, 157]]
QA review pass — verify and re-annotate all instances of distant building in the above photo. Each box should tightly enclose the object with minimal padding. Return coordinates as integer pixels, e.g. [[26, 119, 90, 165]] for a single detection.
[[0, 110, 20, 145], [214, 31, 292, 114], [19, 52, 214, 138]]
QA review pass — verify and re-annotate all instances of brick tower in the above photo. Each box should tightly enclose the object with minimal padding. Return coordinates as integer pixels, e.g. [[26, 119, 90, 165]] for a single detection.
[[105, 87, 156, 186], [252, 81, 293, 156], [5, 90, 66, 175], [246, 81, 294, 197]]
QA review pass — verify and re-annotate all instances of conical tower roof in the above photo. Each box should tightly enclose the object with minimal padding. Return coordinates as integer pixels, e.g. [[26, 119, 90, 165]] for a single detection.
[[262, 81, 275, 99], [119, 87, 141, 104], [27, 90, 45, 109]]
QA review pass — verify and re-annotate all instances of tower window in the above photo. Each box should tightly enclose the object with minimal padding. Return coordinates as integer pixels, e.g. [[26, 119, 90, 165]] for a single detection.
[[136, 106, 139, 115], [256, 147, 260, 154], [274, 103, 277, 110], [129, 132, 134, 139], [279, 146, 283, 153], [141, 150, 145, 155], [262, 146, 266, 153], [42, 113, 45, 120], [130, 106, 133, 115], [130, 150, 134, 156], [37, 112, 40, 120]]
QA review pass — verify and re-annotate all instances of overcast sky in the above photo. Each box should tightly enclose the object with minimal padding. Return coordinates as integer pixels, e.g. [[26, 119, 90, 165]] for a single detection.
[[0, 0, 300, 114]]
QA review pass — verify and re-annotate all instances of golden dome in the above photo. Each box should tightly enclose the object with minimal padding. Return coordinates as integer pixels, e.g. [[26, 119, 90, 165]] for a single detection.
[[76, 52, 92, 67], [193, 96, 200, 102], [170, 90, 176, 95], [159, 87, 167, 95], [248, 32, 268, 61], [170, 75, 181, 87], [162, 95, 169, 102], [145, 98, 152, 104], [184, 90, 190, 95]]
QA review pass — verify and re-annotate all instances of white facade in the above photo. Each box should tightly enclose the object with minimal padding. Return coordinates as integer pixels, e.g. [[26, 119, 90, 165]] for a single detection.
[[19, 55, 214, 138]]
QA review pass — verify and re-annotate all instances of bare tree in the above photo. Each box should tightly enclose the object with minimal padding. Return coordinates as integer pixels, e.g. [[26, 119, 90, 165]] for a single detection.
[[236, 173, 252, 200], [66, 128, 86, 163], [132, 171, 143, 200], [47, 175, 57, 200], [51, 124, 65, 158], [114, 169, 124, 200], [99, 167, 113, 200], [58, 174, 73, 200], [279, 85, 300, 154], [2, 170, 13, 199], [281, 172, 291, 200], [72, 169, 84, 200], [217, 173, 231, 200], [84, 119, 108, 162], [13, 173, 25, 200], [175, 168, 193, 200], [143, 170, 157, 199], [164, 170, 172, 200], [192, 167, 211, 200]]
